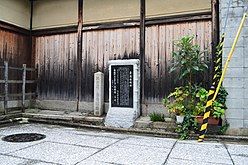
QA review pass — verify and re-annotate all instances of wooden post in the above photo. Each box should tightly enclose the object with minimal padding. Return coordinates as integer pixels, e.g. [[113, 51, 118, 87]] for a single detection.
[[4, 61, 8, 115], [211, 0, 220, 84], [140, 0, 145, 114], [22, 64, 27, 112], [76, 0, 83, 111]]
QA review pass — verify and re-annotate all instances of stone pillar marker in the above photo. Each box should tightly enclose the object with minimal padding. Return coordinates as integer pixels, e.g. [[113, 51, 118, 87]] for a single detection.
[[105, 59, 140, 128], [94, 72, 104, 116]]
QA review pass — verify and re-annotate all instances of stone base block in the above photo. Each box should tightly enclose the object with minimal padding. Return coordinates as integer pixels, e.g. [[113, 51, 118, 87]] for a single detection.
[[105, 108, 138, 128]]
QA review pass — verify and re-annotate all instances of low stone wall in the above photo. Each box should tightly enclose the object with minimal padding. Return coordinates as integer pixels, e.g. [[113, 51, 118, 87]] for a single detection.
[[0, 100, 33, 112]]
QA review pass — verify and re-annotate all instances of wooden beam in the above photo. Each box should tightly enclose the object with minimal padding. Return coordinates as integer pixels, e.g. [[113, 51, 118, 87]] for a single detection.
[[32, 12, 211, 36], [211, 0, 220, 54], [140, 0, 145, 109], [211, 0, 220, 85], [0, 20, 29, 35], [32, 25, 78, 36], [76, 0, 83, 111]]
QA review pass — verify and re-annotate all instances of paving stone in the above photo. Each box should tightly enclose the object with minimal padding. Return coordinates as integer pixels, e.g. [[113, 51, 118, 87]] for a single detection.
[[165, 158, 217, 165], [77, 160, 114, 165], [226, 144, 248, 156], [0, 124, 46, 136], [9, 142, 98, 165], [0, 135, 44, 154], [0, 155, 27, 165], [76, 135, 119, 148], [87, 143, 170, 165], [118, 136, 176, 149], [231, 155, 248, 165], [170, 143, 232, 164], [94, 131, 130, 139]]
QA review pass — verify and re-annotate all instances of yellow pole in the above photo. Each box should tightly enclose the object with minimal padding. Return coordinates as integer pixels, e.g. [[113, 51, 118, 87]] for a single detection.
[[212, 12, 247, 102]]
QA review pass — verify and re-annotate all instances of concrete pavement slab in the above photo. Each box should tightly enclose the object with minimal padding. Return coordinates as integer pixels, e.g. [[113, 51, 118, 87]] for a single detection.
[[0, 135, 44, 154], [0, 155, 27, 165], [9, 141, 99, 165], [44, 132, 90, 145], [76, 136, 119, 148], [170, 142, 232, 164], [226, 144, 248, 156], [77, 160, 115, 165], [231, 155, 248, 165], [118, 136, 176, 149], [165, 158, 217, 165], [86, 142, 171, 165]]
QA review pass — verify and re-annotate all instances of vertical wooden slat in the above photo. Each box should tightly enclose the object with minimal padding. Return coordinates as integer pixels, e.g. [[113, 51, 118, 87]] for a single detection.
[[77, 0, 83, 110], [22, 64, 26, 112], [140, 0, 145, 106], [4, 61, 8, 114]]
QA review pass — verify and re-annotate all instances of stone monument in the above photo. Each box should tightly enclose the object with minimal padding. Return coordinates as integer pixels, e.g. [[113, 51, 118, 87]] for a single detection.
[[94, 72, 104, 116], [105, 59, 140, 128]]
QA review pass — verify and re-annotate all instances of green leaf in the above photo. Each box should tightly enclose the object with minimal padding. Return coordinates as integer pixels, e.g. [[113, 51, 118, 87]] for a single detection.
[[193, 66, 199, 71]]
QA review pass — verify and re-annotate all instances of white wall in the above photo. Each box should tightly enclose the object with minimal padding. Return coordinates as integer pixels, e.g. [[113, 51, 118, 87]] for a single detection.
[[33, 0, 78, 30], [0, 0, 30, 29]]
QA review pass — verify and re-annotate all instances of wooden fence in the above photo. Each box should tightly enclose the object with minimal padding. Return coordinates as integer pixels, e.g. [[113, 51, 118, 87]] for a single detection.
[[0, 61, 36, 114]]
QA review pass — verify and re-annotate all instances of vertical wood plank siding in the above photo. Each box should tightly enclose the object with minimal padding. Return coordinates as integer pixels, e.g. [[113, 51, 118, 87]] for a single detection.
[[0, 28, 30, 99], [35, 33, 78, 100], [35, 20, 211, 103], [145, 20, 212, 103], [81, 28, 140, 101]]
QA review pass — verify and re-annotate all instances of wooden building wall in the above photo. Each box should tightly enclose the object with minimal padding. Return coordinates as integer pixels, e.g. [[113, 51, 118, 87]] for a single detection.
[[34, 19, 212, 103], [145, 20, 212, 103], [35, 33, 78, 100], [0, 26, 31, 100]]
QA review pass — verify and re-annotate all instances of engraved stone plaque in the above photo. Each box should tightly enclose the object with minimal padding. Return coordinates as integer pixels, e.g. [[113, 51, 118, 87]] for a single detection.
[[111, 65, 133, 108], [105, 59, 140, 128]]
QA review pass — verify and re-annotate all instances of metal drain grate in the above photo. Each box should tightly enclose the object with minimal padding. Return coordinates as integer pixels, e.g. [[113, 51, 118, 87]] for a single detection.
[[2, 133, 46, 143]]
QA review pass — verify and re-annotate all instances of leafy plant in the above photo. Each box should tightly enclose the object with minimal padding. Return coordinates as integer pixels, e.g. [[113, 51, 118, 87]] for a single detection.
[[216, 86, 228, 109], [212, 101, 225, 118], [164, 85, 208, 116], [149, 112, 165, 122], [170, 36, 208, 85], [218, 120, 230, 135], [176, 113, 198, 139]]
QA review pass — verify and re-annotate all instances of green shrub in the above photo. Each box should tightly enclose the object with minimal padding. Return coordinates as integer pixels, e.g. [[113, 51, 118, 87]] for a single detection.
[[149, 112, 165, 122]]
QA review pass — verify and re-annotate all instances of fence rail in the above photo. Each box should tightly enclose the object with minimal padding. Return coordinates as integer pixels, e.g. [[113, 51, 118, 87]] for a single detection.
[[0, 61, 36, 114]]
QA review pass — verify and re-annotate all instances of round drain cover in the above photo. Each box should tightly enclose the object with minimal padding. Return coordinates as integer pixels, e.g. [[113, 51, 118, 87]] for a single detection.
[[2, 133, 46, 143]]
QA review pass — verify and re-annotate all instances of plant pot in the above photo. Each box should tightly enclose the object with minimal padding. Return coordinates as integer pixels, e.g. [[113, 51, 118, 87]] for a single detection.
[[176, 115, 185, 123], [195, 116, 220, 125]]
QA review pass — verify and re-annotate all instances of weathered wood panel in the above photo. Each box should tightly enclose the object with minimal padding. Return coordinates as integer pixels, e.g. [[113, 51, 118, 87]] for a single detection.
[[35, 20, 211, 103], [145, 20, 212, 103], [35, 33, 78, 100], [81, 28, 140, 101], [0, 28, 30, 67], [0, 28, 30, 99]]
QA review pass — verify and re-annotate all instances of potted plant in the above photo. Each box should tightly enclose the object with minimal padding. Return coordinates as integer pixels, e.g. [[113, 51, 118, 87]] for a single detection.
[[194, 86, 228, 125], [163, 36, 210, 139], [163, 86, 190, 123]]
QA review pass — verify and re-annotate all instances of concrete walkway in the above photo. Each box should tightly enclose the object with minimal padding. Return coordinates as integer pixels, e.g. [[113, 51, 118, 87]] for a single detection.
[[0, 124, 247, 165]]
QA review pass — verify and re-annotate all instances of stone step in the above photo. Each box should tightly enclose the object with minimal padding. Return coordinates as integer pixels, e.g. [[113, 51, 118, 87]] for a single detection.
[[22, 109, 105, 125], [134, 116, 177, 132]]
